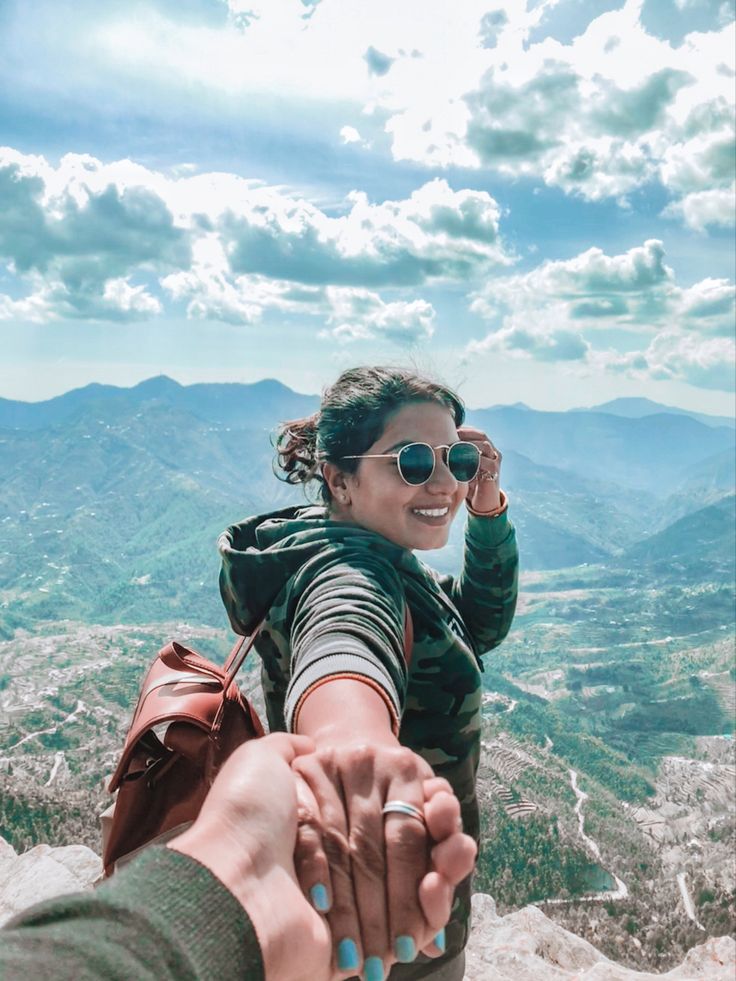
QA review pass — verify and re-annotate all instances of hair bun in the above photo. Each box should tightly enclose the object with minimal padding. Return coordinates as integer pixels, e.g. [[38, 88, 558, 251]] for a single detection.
[[274, 413, 321, 487]]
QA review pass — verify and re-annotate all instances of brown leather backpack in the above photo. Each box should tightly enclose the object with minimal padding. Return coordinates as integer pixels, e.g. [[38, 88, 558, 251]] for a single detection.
[[101, 626, 265, 876], [102, 610, 413, 877]]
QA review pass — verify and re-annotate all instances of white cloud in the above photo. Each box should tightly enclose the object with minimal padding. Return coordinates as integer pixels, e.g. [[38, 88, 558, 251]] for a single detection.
[[221, 177, 511, 288], [0, 286, 53, 323], [661, 186, 736, 231], [324, 287, 435, 344], [340, 125, 363, 145], [161, 232, 325, 325], [598, 330, 736, 391], [1, 148, 502, 339], [381, 3, 735, 216], [11, 2, 731, 223], [468, 238, 736, 389], [471, 239, 674, 326], [0, 147, 189, 322]]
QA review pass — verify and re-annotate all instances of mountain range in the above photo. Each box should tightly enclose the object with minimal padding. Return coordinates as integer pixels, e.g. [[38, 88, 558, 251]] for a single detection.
[[0, 376, 733, 633]]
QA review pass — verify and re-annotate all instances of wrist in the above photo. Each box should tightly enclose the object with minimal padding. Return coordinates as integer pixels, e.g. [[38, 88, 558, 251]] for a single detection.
[[466, 489, 508, 517]]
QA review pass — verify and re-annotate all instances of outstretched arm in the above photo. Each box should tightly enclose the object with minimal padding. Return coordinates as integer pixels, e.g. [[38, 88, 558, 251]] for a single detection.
[[294, 680, 476, 980]]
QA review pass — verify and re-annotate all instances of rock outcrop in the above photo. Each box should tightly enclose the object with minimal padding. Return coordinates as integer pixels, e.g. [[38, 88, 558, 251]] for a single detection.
[[1, 837, 734, 980], [0, 835, 101, 927], [465, 893, 736, 980]]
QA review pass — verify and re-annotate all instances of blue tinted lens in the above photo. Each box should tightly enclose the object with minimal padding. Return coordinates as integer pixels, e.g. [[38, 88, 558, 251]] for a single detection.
[[447, 442, 481, 482], [397, 443, 435, 484]]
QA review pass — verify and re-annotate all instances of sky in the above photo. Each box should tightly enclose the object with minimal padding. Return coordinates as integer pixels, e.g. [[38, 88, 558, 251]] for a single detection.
[[0, 0, 734, 413]]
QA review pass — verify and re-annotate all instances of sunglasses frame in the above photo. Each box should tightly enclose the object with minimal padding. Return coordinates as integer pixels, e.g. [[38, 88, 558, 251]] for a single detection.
[[342, 440, 481, 486]]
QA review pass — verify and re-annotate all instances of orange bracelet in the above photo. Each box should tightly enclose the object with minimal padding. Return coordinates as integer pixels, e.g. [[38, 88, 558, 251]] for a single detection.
[[466, 489, 509, 518]]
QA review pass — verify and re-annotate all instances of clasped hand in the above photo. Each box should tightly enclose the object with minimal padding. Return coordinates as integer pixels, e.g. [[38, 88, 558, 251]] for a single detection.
[[171, 734, 476, 981], [292, 740, 476, 979]]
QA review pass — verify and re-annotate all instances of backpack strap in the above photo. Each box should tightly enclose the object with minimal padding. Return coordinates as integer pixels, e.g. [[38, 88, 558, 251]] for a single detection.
[[222, 616, 267, 689]]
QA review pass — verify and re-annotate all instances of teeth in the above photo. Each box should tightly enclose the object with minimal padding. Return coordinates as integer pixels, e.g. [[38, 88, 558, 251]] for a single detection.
[[413, 507, 449, 517]]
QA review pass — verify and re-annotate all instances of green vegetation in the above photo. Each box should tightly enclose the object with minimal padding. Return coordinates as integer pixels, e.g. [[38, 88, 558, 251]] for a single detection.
[[476, 801, 601, 907], [0, 775, 105, 853], [483, 671, 657, 801]]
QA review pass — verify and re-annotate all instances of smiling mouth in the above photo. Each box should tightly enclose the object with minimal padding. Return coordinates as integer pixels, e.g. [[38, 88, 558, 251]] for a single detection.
[[412, 507, 450, 518]]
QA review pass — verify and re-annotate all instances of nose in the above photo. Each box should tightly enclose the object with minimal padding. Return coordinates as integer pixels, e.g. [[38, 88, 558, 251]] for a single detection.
[[427, 448, 458, 493]]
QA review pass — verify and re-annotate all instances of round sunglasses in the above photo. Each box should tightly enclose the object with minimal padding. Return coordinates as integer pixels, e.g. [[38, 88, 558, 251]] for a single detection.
[[342, 441, 481, 486]]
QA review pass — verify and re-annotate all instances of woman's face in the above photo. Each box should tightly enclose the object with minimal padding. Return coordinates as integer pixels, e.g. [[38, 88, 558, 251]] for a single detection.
[[329, 401, 468, 550]]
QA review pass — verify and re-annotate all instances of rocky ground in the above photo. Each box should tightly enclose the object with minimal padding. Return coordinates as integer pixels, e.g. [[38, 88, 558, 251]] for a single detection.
[[1, 838, 734, 980]]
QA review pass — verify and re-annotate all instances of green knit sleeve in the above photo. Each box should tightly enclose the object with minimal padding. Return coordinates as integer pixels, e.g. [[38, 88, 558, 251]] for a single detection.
[[438, 510, 519, 655], [0, 847, 264, 981]]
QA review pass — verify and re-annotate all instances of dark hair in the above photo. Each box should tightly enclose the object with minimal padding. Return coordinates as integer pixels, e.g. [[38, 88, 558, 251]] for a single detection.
[[274, 366, 465, 504]]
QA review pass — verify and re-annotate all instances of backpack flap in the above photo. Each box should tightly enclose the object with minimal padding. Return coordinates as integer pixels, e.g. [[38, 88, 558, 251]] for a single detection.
[[107, 642, 227, 793]]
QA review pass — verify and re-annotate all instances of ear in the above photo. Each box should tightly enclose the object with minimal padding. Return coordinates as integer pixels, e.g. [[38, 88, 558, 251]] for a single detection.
[[322, 462, 352, 506]]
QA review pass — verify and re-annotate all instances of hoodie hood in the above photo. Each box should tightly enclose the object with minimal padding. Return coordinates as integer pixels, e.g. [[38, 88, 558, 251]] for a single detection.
[[218, 505, 419, 635]]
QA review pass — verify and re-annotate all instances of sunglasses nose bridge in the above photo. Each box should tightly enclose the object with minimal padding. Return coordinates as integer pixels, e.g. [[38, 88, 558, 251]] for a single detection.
[[427, 444, 459, 487]]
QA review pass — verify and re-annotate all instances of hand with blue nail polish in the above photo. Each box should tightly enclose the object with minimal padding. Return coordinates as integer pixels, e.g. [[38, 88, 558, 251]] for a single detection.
[[291, 708, 477, 978], [170, 734, 333, 981]]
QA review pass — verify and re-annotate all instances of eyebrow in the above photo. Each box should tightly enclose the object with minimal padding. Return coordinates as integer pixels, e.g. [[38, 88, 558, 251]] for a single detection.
[[381, 439, 413, 453]]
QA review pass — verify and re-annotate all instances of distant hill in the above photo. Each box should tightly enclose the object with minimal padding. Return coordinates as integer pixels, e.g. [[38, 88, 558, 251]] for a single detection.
[[469, 405, 734, 498], [573, 397, 735, 430], [622, 494, 736, 578], [0, 375, 319, 431]]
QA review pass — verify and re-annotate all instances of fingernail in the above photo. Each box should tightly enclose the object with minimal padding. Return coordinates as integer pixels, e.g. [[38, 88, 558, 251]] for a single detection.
[[337, 938, 360, 972], [310, 883, 329, 912], [364, 955, 385, 981], [434, 928, 446, 953], [394, 935, 416, 963]]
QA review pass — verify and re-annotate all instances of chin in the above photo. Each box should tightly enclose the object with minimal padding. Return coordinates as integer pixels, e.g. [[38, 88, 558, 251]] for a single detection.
[[410, 529, 450, 551]]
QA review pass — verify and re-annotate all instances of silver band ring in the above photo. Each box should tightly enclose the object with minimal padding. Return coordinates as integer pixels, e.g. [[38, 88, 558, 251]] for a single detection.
[[382, 800, 426, 825], [479, 471, 498, 482]]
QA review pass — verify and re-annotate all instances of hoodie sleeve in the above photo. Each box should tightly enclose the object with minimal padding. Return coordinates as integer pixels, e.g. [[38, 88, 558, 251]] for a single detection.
[[0, 848, 263, 981], [436, 508, 519, 656], [283, 547, 408, 733]]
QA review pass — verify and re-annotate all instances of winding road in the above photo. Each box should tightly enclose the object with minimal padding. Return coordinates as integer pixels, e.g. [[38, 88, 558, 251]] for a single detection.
[[676, 872, 706, 931], [569, 768, 628, 900]]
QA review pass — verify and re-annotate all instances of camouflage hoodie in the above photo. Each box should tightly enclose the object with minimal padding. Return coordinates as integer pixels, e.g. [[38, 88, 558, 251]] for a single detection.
[[218, 503, 518, 968]]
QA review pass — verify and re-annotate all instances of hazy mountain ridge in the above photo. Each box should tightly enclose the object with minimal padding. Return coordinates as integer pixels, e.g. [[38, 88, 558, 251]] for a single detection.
[[1, 378, 733, 635], [0, 376, 319, 431], [577, 397, 735, 430]]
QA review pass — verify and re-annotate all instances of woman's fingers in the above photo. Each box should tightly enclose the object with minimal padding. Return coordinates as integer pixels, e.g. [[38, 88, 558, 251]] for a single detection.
[[384, 749, 434, 964], [431, 833, 478, 886], [292, 751, 364, 977], [423, 788, 462, 842], [422, 776, 454, 800], [418, 870, 456, 933], [293, 772, 333, 915], [340, 748, 391, 981], [416, 784, 478, 958]]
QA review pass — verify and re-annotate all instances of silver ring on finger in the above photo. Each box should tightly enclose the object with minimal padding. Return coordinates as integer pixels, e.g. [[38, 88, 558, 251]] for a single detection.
[[479, 470, 498, 482], [382, 800, 426, 825]]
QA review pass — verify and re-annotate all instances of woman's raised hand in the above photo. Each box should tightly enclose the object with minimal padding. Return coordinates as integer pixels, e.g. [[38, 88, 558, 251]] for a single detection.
[[457, 424, 503, 515]]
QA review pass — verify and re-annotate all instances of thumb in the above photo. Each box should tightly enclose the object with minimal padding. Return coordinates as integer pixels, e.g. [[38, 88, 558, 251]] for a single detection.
[[259, 732, 316, 766]]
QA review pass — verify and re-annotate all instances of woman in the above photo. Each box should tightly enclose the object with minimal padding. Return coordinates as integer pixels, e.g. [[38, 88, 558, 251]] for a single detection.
[[218, 366, 519, 980]]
